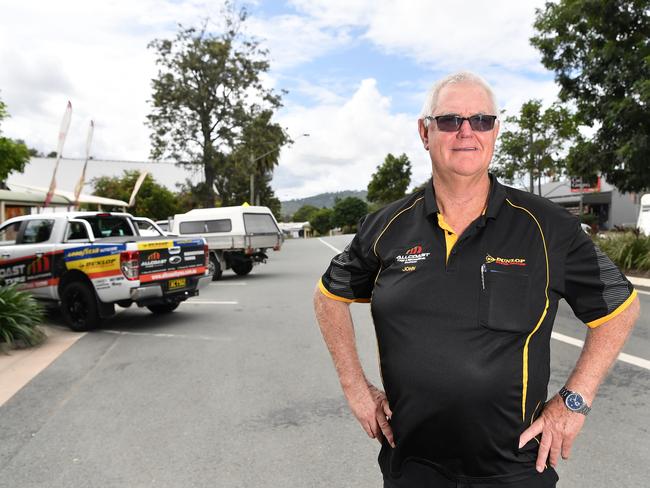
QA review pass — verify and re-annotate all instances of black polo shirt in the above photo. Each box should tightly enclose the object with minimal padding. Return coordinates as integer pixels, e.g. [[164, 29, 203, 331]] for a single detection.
[[318, 175, 636, 485]]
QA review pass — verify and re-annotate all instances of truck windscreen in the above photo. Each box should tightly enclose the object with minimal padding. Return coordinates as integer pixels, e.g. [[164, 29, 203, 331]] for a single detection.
[[79, 216, 135, 238]]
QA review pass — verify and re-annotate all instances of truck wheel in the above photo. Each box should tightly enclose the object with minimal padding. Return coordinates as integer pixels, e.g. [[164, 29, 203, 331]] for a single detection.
[[209, 255, 223, 281], [232, 261, 253, 276], [61, 281, 101, 331], [147, 303, 179, 314]]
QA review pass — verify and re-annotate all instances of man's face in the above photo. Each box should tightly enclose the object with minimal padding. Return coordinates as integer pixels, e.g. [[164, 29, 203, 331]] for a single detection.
[[418, 82, 499, 178]]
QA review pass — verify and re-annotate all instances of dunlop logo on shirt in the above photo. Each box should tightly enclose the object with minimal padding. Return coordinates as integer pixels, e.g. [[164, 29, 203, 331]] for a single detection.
[[485, 254, 527, 266]]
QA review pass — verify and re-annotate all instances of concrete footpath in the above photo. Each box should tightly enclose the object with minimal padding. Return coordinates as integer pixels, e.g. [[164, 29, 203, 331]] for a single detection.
[[0, 326, 83, 406]]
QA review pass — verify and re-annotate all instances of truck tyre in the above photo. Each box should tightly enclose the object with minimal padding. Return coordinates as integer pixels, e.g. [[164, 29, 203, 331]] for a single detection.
[[61, 281, 101, 331], [209, 255, 223, 281], [147, 303, 180, 314], [232, 261, 253, 276]]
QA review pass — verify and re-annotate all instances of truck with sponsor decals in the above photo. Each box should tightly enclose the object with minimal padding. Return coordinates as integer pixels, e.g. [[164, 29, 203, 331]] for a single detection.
[[0, 212, 211, 331], [166, 205, 283, 280]]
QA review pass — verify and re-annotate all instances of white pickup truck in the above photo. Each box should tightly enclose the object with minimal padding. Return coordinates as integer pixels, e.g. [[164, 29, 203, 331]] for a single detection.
[[0, 212, 211, 331], [168, 205, 283, 280]]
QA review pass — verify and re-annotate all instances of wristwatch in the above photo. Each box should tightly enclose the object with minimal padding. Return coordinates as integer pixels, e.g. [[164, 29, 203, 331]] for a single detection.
[[559, 386, 591, 415]]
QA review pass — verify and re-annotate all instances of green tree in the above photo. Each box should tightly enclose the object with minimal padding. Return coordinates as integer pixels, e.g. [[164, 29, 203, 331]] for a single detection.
[[367, 153, 412, 205], [174, 179, 209, 214], [531, 0, 650, 192], [310, 208, 333, 236], [332, 197, 368, 233], [92, 171, 179, 220], [146, 6, 287, 207], [493, 100, 578, 195], [0, 96, 30, 187], [223, 108, 290, 209], [292, 204, 319, 222]]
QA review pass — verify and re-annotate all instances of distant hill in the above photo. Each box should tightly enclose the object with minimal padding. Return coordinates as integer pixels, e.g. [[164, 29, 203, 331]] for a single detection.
[[281, 190, 367, 218]]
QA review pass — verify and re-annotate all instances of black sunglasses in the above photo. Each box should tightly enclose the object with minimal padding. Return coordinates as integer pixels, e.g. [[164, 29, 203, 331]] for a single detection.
[[424, 114, 497, 132]]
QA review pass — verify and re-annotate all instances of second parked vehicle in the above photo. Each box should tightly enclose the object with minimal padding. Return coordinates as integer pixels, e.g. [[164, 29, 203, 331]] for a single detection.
[[169, 205, 282, 280]]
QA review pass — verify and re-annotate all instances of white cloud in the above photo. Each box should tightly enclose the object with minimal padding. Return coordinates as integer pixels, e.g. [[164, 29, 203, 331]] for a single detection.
[[244, 15, 353, 70], [288, 0, 549, 72], [274, 78, 431, 200], [0, 0, 227, 164]]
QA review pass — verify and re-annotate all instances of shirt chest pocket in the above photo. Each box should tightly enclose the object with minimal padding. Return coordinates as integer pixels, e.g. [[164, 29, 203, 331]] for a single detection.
[[479, 265, 535, 333]]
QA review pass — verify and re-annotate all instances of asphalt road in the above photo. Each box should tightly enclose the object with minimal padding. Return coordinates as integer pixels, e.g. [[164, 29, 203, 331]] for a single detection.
[[1, 236, 649, 487]]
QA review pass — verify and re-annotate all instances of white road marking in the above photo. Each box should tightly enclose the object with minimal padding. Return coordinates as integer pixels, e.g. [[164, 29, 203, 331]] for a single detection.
[[552, 332, 650, 370], [102, 330, 232, 341], [317, 238, 650, 371], [186, 300, 238, 305], [318, 238, 342, 254], [635, 289, 650, 296]]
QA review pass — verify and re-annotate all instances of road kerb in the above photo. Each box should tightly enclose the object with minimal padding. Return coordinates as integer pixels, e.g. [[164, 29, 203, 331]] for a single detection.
[[627, 275, 650, 289]]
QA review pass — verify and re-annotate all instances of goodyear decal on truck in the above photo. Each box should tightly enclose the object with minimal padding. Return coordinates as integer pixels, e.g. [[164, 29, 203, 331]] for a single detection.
[[0, 250, 64, 288], [64, 244, 126, 279]]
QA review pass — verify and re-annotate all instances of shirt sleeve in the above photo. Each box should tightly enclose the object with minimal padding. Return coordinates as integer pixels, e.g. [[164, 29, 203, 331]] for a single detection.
[[562, 225, 637, 328], [318, 215, 380, 303]]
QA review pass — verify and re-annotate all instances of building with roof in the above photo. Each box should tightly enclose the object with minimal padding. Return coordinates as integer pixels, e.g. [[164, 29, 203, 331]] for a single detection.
[[539, 177, 640, 230], [0, 186, 128, 224]]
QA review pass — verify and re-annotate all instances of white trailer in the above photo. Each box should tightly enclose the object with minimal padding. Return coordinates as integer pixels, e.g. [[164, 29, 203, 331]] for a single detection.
[[170, 206, 282, 280]]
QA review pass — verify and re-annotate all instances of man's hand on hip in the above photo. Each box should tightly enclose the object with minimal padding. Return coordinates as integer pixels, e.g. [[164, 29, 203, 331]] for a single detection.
[[344, 382, 395, 448], [519, 395, 586, 472]]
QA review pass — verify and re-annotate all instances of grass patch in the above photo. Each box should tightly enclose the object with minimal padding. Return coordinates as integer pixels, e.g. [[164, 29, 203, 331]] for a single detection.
[[594, 231, 650, 272], [0, 284, 46, 351]]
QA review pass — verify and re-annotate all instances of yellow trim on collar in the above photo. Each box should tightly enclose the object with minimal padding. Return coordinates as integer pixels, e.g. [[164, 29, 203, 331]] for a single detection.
[[437, 213, 458, 264]]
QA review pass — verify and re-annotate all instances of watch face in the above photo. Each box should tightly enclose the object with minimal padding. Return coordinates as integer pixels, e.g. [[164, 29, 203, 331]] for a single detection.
[[566, 393, 584, 411]]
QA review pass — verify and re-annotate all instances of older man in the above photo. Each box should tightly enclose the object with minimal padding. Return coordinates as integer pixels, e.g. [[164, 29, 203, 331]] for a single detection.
[[314, 71, 639, 487]]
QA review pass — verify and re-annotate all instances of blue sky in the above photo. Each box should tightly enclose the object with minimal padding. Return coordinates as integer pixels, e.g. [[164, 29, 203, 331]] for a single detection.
[[0, 0, 559, 199]]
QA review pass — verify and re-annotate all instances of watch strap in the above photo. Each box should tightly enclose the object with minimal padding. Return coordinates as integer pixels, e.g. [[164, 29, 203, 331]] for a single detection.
[[559, 386, 591, 416]]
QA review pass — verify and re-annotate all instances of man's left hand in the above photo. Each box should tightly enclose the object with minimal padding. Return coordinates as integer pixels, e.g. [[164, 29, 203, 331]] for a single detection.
[[519, 395, 586, 472]]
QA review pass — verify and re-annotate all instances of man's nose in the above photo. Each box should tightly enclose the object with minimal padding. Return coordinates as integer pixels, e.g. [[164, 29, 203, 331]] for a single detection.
[[457, 119, 473, 137]]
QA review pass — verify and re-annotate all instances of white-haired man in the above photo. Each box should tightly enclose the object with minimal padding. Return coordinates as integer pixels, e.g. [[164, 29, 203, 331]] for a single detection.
[[314, 71, 639, 487]]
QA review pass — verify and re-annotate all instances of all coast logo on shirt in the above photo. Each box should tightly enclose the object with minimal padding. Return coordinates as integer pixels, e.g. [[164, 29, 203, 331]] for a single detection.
[[485, 254, 527, 266], [397, 244, 431, 272]]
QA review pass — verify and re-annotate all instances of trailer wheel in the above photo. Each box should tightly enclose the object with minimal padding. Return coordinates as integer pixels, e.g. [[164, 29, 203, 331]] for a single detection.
[[209, 254, 223, 281], [232, 261, 253, 276], [61, 281, 101, 331], [147, 303, 180, 314]]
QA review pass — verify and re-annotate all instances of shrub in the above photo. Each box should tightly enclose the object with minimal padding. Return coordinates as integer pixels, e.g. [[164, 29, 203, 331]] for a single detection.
[[0, 285, 46, 350], [595, 232, 650, 271]]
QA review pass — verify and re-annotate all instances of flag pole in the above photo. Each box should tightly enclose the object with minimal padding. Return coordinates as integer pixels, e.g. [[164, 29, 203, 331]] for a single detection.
[[73, 120, 94, 209], [44, 101, 72, 208]]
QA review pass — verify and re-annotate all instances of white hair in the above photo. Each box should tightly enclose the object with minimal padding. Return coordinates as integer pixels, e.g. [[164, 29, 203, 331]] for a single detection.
[[419, 71, 498, 124]]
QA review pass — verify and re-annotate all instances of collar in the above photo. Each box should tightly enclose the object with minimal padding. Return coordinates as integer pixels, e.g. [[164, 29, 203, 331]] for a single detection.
[[423, 173, 506, 220]]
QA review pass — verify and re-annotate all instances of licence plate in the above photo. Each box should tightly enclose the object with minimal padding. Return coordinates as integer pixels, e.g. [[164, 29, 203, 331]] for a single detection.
[[168, 278, 186, 290]]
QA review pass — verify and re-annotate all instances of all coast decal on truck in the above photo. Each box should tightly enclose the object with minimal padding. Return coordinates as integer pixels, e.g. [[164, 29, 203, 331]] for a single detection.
[[64, 244, 126, 278], [137, 238, 206, 283], [0, 250, 64, 288]]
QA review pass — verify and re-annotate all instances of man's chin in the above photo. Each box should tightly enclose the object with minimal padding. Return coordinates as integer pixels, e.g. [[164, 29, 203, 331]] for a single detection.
[[434, 160, 490, 178]]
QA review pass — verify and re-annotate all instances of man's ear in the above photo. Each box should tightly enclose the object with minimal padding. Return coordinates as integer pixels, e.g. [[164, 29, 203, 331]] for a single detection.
[[418, 119, 429, 148]]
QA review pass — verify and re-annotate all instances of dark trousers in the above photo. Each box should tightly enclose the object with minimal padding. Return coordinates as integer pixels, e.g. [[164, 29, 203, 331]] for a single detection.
[[383, 461, 558, 488]]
